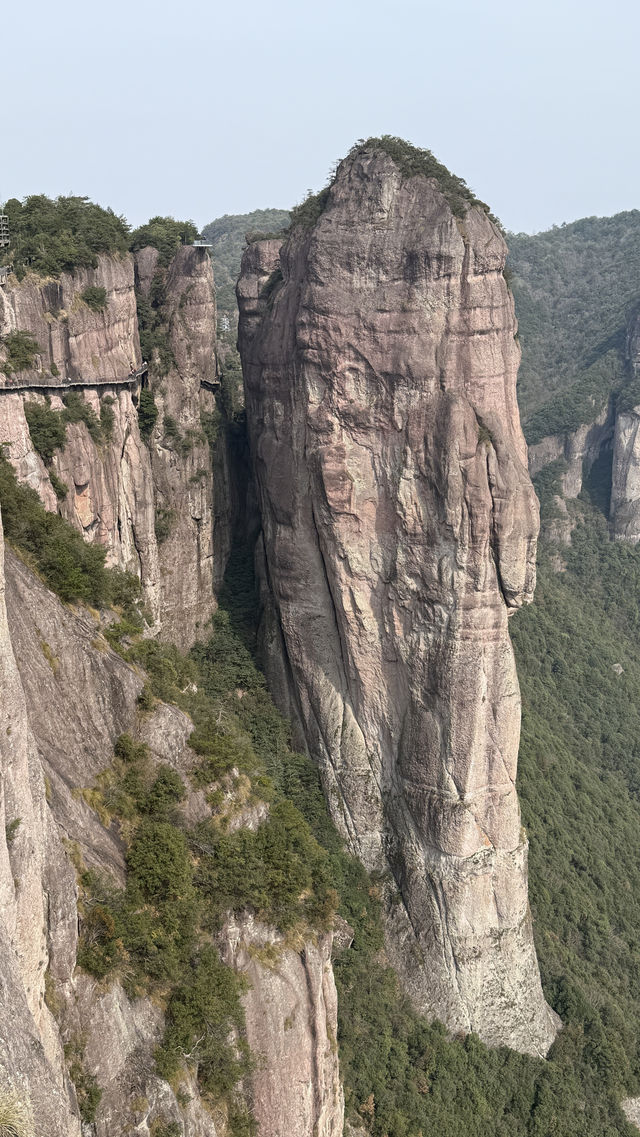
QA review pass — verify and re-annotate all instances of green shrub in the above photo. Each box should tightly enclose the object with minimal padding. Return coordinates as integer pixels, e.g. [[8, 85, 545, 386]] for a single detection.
[[0, 452, 141, 610], [135, 275, 176, 376], [129, 217, 199, 267], [162, 414, 193, 456], [137, 683, 155, 712], [154, 945, 249, 1095], [137, 389, 158, 440], [126, 821, 193, 902], [2, 330, 40, 375], [25, 392, 104, 463], [289, 136, 496, 231], [99, 395, 115, 440], [62, 391, 102, 444], [65, 1041, 102, 1124], [81, 285, 108, 312], [143, 767, 185, 817], [24, 399, 66, 464], [200, 409, 221, 447], [154, 506, 174, 543], [49, 471, 68, 501], [5, 818, 20, 845]]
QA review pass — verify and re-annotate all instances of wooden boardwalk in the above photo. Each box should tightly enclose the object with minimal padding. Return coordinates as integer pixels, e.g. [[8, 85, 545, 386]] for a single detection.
[[0, 362, 219, 395], [0, 363, 150, 395]]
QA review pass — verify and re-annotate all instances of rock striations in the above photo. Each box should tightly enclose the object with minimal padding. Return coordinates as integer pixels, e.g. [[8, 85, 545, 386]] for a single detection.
[[0, 506, 343, 1136], [0, 249, 226, 646], [238, 143, 558, 1055]]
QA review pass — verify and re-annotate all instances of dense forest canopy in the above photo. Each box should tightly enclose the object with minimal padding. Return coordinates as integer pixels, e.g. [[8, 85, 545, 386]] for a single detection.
[[0, 196, 202, 280], [129, 215, 200, 266], [1, 195, 130, 278], [509, 211, 640, 442]]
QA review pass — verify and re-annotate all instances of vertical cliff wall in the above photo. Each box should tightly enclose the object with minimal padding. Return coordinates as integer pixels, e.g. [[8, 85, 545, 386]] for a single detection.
[[0, 249, 229, 645], [0, 505, 343, 1136], [0, 507, 81, 1137], [238, 144, 558, 1055], [135, 245, 230, 647]]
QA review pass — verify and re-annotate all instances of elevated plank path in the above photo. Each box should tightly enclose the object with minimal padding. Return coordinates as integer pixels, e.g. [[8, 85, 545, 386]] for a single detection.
[[0, 362, 150, 394], [0, 364, 219, 395]]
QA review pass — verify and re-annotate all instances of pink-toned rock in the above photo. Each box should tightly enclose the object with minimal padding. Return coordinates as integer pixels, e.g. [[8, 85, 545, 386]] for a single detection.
[[238, 144, 558, 1055], [0, 247, 229, 646], [0, 253, 141, 381], [222, 914, 343, 1137], [138, 245, 229, 648]]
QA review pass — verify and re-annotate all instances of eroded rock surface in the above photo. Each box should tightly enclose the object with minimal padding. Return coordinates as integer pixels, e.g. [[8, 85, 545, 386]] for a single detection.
[[223, 915, 343, 1137], [239, 145, 557, 1054], [0, 248, 229, 645], [137, 245, 230, 647], [0, 509, 342, 1135]]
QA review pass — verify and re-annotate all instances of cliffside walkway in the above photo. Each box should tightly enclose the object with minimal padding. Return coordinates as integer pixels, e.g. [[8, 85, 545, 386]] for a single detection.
[[0, 362, 220, 395], [0, 362, 149, 394]]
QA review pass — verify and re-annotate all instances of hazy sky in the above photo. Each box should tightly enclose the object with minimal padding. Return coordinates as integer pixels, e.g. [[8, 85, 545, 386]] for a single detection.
[[5, 0, 640, 234]]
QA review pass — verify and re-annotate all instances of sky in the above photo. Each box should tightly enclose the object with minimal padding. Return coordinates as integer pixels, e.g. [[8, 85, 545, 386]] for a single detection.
[[5, 0, 640, 234]]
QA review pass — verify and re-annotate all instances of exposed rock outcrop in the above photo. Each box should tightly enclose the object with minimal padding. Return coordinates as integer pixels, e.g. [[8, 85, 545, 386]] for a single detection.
[[610, 309, 640, 541], [0, 504, 343, 1135], [611, 407, 640, 541], [238, 144, 558, 1055], [0, 254, 140, 383], [223, 915, 343, 1137], [0, 383, 163, 621], [136, 245, 230, 647], [0, 508, 81, 1137], [528, 402, 613, 499], [0, 248, 229, 646]]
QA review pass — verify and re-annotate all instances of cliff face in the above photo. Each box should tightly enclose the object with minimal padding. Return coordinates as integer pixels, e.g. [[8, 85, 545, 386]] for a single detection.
[[222, 915, 343, 1137], [0, 508, 343, 1137], [0, 254, 140, 382], [527, 305, 640, 544], [135, 245, 229, 648], [0, 250, 228, 644], [610, 310, 640, 542], [238, 146, 557, 1054]]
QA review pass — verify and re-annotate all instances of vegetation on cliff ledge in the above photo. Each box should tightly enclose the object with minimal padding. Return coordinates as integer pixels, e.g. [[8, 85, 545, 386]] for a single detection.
[[129, 216, 199, 267], [3, 386, 640, 1133], [0, 451, 141, 611], [289, 135, 500, 230], [1, 194, 129, 278]]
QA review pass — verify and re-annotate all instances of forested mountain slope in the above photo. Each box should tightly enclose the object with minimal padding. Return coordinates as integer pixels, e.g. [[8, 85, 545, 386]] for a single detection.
[[509, 212, 640, 442], [201, 210, 290, 322]]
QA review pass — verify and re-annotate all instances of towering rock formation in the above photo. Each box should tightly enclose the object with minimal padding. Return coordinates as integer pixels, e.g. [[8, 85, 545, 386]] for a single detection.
[[238, 142, 557, 1055], [610, 309, 640, 542], [0, 248, 228, 646], [134, 244, 230, 647]]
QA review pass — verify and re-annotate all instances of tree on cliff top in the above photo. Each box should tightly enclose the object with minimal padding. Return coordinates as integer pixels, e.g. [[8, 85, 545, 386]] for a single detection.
[[289, 135, 500, 229], [1, 195, 129, 278], [129, 216, 199, 267]]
